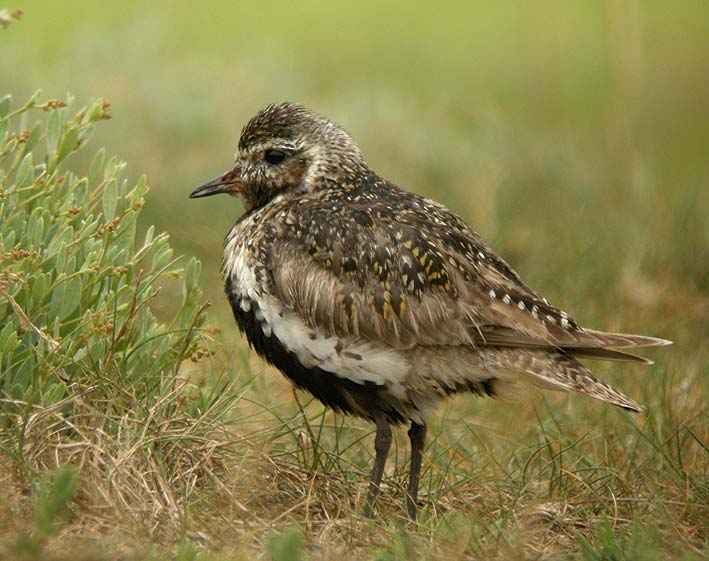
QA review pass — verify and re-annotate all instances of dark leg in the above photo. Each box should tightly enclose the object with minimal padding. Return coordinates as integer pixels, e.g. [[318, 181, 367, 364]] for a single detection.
[[406, 421, 427, 520], [363, 416, 392, 518]]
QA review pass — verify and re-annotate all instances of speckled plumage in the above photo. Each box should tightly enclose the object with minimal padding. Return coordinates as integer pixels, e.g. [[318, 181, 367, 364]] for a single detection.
[[190, 102, 671, 518]]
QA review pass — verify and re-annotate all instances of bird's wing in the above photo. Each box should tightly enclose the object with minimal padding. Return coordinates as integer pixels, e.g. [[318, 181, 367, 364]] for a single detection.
[[264, 187, 668, 352]]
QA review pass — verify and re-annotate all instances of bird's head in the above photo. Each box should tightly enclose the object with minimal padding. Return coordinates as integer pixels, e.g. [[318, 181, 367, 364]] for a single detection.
[[190, 102, 366, 212]]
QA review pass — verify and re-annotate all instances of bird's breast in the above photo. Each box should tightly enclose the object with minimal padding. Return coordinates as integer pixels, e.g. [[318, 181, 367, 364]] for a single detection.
[[222, 235, 412, 394]]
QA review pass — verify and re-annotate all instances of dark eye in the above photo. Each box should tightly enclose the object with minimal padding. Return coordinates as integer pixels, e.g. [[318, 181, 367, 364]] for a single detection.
[[264, 149, 286, 165]]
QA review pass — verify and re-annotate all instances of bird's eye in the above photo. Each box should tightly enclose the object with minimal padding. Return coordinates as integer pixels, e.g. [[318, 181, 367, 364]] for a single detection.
[[264, 149, 286, 165]]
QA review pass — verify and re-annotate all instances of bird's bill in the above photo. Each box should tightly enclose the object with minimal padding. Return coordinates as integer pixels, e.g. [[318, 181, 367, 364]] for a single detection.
[[189, 169, 242, 199]]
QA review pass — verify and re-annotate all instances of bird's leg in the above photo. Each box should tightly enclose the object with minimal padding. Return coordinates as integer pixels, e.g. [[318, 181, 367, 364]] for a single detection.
[[406, 421, 427, 521], [363, 416, 392, 518]]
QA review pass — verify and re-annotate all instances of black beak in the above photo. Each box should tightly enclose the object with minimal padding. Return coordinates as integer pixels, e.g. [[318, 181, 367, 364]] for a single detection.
[[189, 169, 240, 199]]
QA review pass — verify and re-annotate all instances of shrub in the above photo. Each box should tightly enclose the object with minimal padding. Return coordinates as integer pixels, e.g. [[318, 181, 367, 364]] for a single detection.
[[0, 91, 236, 541]]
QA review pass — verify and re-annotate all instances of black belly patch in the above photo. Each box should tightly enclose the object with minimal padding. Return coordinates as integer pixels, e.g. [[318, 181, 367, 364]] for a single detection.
[[225, 279, 408, 424]]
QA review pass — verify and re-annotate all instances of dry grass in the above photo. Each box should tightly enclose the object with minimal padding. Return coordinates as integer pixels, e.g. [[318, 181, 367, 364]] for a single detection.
[[1, 341, 706, 560]]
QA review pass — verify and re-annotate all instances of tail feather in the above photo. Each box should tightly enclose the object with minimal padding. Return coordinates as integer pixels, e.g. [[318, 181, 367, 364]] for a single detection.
[[493, 349, 644, 412], [537, 353, 642, 411], [565, 347, 653, 364], [581, 330, 672, 349], [475, 326, 672, 355]]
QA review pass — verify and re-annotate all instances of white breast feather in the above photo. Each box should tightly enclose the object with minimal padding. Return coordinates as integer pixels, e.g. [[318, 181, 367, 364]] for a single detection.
[[224, 237, 410, 395]]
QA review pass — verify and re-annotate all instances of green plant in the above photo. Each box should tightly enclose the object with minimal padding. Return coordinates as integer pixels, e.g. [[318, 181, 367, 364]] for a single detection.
[[267, 524, 306, 561], [0, 8, 22, 30], [15, 464, 79, 555], [0, 91, 238, 541]]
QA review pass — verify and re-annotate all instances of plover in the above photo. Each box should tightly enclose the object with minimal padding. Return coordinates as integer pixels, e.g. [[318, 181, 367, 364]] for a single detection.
[[190, 102, 670, 519]]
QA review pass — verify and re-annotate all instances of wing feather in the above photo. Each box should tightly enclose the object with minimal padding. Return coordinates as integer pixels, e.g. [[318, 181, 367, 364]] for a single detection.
[[263, 189, 670, 359]]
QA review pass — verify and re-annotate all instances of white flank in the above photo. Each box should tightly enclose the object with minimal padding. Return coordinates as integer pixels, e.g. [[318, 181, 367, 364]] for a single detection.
[[224, 234, 411, 396]]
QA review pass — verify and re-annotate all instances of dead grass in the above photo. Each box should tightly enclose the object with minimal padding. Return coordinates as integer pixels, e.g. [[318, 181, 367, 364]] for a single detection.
[[1, 338, 706, 560]]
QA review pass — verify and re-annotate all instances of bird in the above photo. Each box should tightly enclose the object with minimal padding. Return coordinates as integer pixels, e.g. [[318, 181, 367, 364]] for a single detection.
[[189, 102, 671, 520]]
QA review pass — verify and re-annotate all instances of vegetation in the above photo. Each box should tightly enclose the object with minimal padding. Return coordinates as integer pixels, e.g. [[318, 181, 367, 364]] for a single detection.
[[1, 3, 707, 560], [0, 93, 241, 559]]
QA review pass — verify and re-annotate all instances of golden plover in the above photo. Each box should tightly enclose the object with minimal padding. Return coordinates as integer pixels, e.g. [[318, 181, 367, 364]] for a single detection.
[[190, 102, 671, 519]]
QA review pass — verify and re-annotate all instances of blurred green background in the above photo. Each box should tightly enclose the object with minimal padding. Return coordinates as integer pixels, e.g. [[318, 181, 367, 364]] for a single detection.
[[2, 0, 708, 344]]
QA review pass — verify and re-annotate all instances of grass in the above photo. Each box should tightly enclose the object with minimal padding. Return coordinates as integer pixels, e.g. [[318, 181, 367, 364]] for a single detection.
[[1, 2, 708, 560]]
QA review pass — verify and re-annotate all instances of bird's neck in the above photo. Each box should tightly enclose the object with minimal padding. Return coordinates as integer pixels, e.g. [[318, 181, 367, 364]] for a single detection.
[[239, 183, 289, 213], [301, 151, 370, 193]]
